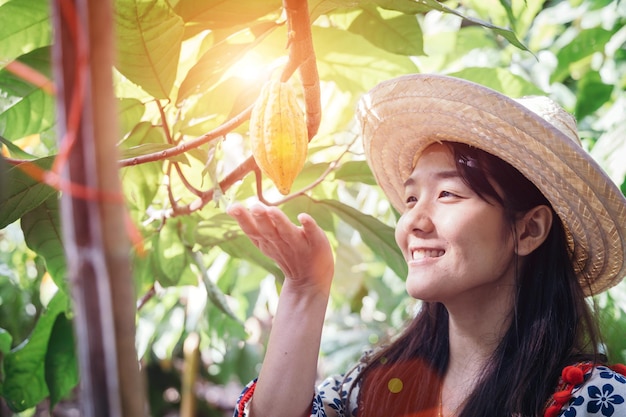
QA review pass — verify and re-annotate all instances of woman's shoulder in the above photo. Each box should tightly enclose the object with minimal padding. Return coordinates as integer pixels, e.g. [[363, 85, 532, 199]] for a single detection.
[[545, 362, 626, 417]]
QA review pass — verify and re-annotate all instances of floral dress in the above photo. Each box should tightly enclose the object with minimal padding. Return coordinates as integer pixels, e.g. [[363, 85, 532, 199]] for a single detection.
[[234, 362, 626, 417]]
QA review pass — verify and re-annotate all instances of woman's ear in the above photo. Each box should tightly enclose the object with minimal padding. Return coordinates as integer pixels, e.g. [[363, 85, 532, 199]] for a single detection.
[[515, 205, 553, 256]]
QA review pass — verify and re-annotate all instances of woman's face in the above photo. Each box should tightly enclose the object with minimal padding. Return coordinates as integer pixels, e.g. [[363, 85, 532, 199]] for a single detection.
[[395, 143, 518, 307]]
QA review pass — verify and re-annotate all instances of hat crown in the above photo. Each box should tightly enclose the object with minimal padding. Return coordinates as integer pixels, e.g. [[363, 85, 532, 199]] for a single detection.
[[515, 96, 581, 146]]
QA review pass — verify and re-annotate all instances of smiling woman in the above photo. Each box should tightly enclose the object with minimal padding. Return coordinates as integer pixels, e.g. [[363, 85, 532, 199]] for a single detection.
[[397, 143, 540, 315], [227, 74, 626, 417]]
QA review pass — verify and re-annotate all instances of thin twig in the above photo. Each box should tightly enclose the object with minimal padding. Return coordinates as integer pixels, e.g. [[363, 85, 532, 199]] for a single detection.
[[172, 162, 203, 197], [118, 105, 254, 167], [136, 284, 156, 310]]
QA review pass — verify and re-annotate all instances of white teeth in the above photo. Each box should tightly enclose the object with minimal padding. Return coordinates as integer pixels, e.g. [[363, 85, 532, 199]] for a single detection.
[[411, 249, 444, 260]]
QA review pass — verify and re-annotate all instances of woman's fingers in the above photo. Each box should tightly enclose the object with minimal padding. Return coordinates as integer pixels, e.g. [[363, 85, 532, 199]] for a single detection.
[[227, 203, 334, 289], [228, 203, 300, 250]]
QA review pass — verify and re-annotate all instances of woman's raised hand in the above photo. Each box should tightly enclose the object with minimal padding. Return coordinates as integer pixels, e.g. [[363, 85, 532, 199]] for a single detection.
[[227, 202, 334, 293]]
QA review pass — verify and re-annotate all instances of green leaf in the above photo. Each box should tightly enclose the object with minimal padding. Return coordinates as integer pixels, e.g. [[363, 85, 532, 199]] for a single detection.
[[333, 161, 377, 185], [174, 0, 282, 28], [115, 0, 185, 99], [320, 199, 407, 280], [449, 67, 545, 97], [416, 0, 529, 52], [0, 156, 56, 229], [0, 292, 68, 412], [599, 292, 626, 364], [0, 47, 55, 141], [227, 342, 262, 385], [218, 235, 285, 281], [348, 5, 424, 56], [374, 0, 434, 14], [551, 27, 615, 83], [118, 98, 145, 138], [282, 195, 336, 232], [575, 71, 613, 120], [191, 250, 242, 324], [0, 328, 12, 383], [119, 122, 165, 211], [312, 26, 419, 93], [44, 314, 78, 408], [153, 220, 196, 287], [194, 213, 242, 247], [21, 194, 67, 293], [498, 0, 516, 31], [0, 135, 36, 159], [0, 328, 12, 354], [289, 163, 332, 197], [0, 0, 51, 69]]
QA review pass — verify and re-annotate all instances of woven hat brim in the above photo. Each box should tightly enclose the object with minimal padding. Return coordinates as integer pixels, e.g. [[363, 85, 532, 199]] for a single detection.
[[357, 74, 626, 295]]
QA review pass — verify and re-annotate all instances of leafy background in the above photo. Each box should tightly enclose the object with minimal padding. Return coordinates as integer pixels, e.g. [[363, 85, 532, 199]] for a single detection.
[[1, 0, 626, 415]]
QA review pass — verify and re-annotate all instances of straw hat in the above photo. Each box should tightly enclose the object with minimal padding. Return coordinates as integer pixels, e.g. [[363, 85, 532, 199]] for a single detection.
[[357, 73, 626, 295]]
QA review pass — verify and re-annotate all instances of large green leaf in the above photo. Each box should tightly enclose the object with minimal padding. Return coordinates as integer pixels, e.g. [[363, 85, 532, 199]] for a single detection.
[[333, 161, 377, 185], [0, 156, 56, 229], [0, 328, 12, 385], [312, 26, 419, 93], [449, 67, 545, 97], [0, 135, 35, 159], [419, 0, 529, 51], [117, 98, 145, 139], [0, 328, 11, 354], [44, 314, 78, 408], [217, 235, 285, 281], [347, 5, 424, 56], [0, 0, 51, 69], [115, 0, 185, 99], [377, 0, 528, 51], [119, 122, 166, 211], [174, 0, 282, 28], [0, 292, 68, 412], [575, 71, 613, 120], [551, 27, 615, 83], [0, 47, 55, 141], [319, 199, 407, 280], [153, 220, 196, 287], [282, 195, 336, 232], [374, 0, 435, 14], [21, 195, 67, 292]]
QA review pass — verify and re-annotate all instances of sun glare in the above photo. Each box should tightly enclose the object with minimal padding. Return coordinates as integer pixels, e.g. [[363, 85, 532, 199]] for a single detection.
[[228, 53, 287, 82]]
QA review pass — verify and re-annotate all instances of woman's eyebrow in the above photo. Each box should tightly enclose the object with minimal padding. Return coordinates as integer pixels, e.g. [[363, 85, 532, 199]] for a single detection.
[[403, 170, 460, 188]]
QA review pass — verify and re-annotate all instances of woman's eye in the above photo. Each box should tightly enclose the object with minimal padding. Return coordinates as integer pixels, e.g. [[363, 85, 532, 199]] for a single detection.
[[439, 190, 457, 198], [406, 196, 418, 204]]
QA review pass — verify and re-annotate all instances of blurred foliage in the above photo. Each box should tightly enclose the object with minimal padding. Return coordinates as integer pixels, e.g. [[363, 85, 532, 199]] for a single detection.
[[1, 0, 626, 415]]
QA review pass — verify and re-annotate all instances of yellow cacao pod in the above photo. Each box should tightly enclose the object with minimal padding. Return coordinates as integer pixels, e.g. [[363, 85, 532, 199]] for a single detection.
[[249, 79, 308, 195]]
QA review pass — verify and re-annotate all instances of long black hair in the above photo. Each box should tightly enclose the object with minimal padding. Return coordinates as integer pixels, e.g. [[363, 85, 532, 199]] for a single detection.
[[351, 142, 603, 417]]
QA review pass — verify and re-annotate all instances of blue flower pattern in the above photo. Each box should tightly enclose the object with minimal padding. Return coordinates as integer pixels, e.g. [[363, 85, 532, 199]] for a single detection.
[[558, 366, 626, 417], [234, 365, 626, 417]]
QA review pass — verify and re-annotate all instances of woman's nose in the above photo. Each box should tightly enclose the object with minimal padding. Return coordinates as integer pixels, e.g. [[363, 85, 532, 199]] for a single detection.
[[401, 202, 435, 235]]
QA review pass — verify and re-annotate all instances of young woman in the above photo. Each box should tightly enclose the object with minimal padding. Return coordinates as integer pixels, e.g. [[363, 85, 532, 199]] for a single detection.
[[227, 74, 626, 417]]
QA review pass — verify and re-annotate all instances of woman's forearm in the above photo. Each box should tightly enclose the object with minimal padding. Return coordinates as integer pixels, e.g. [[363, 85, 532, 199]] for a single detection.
[[249, 280, 331, 417]]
